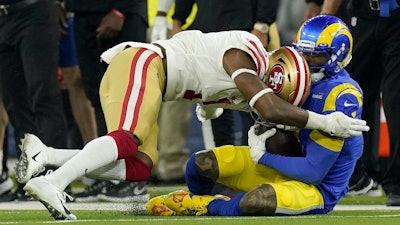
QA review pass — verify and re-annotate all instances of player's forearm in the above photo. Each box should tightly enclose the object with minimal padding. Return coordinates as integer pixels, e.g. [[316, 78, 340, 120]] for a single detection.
[[157, 0, 174, 15], [320, 0, 343, 15], [172, 0, 194, 27], [258, 146, 337, 184], [253, 93, 309, 127]]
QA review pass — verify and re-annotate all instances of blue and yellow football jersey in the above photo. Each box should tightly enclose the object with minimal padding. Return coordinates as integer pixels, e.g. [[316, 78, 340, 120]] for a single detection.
[[300, 70, 364, 210], [259, 69, 364, 211]]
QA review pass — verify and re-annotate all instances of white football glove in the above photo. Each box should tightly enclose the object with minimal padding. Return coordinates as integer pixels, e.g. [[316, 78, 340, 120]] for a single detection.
[[306, 111, 370, 138], [248, 125, 277, 163], [195, 104, 224, 123], [151, 16, 171, 42]]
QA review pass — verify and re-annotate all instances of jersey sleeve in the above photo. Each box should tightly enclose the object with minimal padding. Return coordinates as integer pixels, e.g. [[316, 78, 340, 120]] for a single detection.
[[321, 83, 363, 119], [258, 140, 340, 184], [242, 36, 269, 79]]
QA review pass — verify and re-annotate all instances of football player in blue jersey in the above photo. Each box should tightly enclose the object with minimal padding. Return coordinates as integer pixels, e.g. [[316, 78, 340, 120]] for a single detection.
[[147, 15, 365, 216]]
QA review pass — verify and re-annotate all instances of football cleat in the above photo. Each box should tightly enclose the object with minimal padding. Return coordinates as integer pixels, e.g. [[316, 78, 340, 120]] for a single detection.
[[146, 195, 177, 216], [15, 133, 48, 184], [164, 190, 229, 216], [24, 175, 76, 220], [74, 180, 109, 202], [97, 181, 150, 203]]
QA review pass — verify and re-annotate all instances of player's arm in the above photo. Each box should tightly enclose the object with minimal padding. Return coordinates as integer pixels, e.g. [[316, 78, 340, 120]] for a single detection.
[[253, 87, 362, 183], [258, 137, 341, 184], [151, 0, 175, 42], [223, 48, 309, 127], [252, 0, 279, 48], [248, 124, 341, 184], [223, 48, 369, 138], [171, 0, 194, 33], [320, 0, 343, 15]]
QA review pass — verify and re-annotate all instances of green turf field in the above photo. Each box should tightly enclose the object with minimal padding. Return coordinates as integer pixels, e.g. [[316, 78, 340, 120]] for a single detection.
[[0, 184, 399, 225], [0, 209, 400, 225]]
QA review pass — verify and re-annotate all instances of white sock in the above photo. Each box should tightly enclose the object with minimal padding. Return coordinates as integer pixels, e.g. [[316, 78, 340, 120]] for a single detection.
[[88, 159, 127, 181], [46, 147, 80, 167], [47, 136, 118, 190]]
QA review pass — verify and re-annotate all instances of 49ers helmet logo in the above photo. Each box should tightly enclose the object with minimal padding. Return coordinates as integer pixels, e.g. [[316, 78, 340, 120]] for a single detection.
[[268, 65, 285, 93]]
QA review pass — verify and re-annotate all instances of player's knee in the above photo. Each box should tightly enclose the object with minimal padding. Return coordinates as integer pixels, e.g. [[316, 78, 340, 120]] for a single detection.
[[239, 184, 277, 215], [107, 130, 140, 159], [194, 150, 219, 180], [125, 156, 152, 181]]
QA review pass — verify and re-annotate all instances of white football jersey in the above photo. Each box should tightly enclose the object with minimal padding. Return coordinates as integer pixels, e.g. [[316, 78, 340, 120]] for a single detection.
[[153, 30, 269, 111]]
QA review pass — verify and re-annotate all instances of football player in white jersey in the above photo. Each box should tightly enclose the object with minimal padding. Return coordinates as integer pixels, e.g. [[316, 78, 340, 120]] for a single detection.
[[15, 30, 368, 220], [146, 15, 366, 217]]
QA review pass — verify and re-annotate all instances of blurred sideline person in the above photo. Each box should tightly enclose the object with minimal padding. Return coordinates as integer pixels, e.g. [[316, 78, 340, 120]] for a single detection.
[[17, 30, 368, 220], [0, 0, 69, 201], [318, 0, 400, 207], [276, 0, 307, 46], [58, 9, 97, 146], [0, 99, 12, 197], [149, 0, 196, 184], [147, 15, 366, 216], [62, 0, 150, 202]]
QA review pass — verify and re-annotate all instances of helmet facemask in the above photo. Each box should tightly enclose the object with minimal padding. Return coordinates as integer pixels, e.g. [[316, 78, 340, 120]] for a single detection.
[[293, 15, 353, 76]]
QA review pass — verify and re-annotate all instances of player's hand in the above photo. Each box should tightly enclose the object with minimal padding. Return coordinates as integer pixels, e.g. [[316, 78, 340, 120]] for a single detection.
[[248, 125, 277, 163], [55, 1, 68, 36], [323, 111, 369, 138], [96, 10, 124, 40], [195, 105, 223, 123], [151, 16, 171, 42]]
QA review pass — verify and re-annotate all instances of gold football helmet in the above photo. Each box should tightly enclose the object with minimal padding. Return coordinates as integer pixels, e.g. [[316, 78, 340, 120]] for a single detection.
[[264, 46, 311, 107]]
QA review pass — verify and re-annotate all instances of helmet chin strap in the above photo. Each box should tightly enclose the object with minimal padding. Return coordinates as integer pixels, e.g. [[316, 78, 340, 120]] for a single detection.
[[311, 71, 325, 83], [249, 109, 276, 127]]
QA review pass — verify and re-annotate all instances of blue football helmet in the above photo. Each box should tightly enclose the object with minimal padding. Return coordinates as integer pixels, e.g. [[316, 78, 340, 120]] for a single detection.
[[293, 15, 353, 76]]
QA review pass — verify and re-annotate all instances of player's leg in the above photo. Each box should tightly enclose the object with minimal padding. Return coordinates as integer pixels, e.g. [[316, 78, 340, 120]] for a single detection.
[[32, 48, 161, 189], [208, 180, 325, 216], [186, 145, 282, 195], [23, 47, 164, 218], [15, 133, 80, 183], [185, 150, 218, 195]]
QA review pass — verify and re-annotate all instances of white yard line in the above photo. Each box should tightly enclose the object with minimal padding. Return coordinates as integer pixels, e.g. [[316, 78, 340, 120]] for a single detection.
[[1, 201, 400, 211]]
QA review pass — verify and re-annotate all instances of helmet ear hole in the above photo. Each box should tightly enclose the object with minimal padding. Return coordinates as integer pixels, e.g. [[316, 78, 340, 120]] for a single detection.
[[266, 46, 311, 107]]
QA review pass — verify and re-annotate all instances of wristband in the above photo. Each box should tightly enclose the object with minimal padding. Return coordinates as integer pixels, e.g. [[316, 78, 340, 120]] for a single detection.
[[112, 8, 126, 20]]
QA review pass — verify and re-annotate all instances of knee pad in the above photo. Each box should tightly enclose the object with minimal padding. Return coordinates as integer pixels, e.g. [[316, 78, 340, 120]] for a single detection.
[[107, 130, 139, 159], [125, 157, 151, 181]]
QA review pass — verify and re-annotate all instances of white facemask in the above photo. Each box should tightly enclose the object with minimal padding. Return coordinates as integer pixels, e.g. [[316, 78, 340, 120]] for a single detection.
[[310, 72, 325, 83]]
